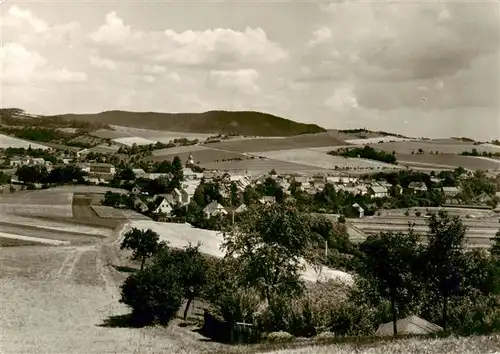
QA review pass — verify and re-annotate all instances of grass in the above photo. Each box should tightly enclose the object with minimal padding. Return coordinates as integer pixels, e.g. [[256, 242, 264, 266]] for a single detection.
[[254, 149, 400, 171], [206, 133, 345, 153], [397, 154, 500, 170]]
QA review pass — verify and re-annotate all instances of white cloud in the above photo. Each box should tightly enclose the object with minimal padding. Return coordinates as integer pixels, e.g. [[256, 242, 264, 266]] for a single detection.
[[89, 11, 288, 67], [89, 55, 116, 70], [168, 72, 181, 83], [0, 42, 87, 84], [325, 86, 359, 111], [308, 27, 332, 47], [142, 64, 166, 75], [2, 5, 81, 46], [206, 69, 260, 94]]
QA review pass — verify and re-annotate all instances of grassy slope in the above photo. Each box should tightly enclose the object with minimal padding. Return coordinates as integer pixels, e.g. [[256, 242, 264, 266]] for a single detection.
[[54, 110, 327, 137]]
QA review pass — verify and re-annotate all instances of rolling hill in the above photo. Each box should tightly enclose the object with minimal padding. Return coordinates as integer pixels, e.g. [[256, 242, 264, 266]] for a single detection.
[[50, 110, 327, 137]]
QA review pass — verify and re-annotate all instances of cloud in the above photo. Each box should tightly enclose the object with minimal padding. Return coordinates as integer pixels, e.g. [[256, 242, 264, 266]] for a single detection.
[[89, 55, 117, 70], [142, 64, 166, 75], [0, 42, 87, 84], [2, 5, 81, 46], [206, 69, 260, 94], [89, 11, 288, 68]]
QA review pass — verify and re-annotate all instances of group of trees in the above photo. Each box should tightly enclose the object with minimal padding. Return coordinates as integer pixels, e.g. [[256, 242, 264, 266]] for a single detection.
[[461, 149, 500, 158], [15, 164, 87, 185], [117, 206, 500, 341], [329, 146, 398, 164]]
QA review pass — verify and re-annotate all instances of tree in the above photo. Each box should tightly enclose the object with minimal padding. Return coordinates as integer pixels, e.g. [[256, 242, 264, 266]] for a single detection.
[[222, 202, 319, 314], [120, 263, 183, 326], [121, 228, 163, 270], [117, 167, 136, 181], [491, 230, 500, 259], [230, 182, 241, 206], [172, 155, 184, 180], [15, 165, 48, 184], [357, 230, 421, 337], [423, 211, 467, 331], [155, 243, 208, 320]]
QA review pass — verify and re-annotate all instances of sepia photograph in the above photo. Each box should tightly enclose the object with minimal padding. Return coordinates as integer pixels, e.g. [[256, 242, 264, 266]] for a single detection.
[[1, 1, 499, 353]]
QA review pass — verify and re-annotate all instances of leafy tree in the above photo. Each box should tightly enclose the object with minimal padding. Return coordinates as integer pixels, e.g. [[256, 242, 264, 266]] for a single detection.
[[15, 165, 48, 184], [120, 263, 183, 326], [357, 230, 421, 337], [121, 228, 163, 270], [491, 230, 500, 259], [423, 211, 467, 331], [172, 155, 184, 180], [47, 165, 86, 184], [117, 167, 136, 181], [243, 185, 260, 205], [0, 171, 11, 184], [155, 243, 208, 320], [230, 182, 241, 206], [222, 202, 320, 314]]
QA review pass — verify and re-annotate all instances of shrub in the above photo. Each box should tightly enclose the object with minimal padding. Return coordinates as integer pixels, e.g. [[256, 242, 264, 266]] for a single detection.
[[415, 211, 422, 217], [404, 210, 410, 217], [120, 264, 183, 326]]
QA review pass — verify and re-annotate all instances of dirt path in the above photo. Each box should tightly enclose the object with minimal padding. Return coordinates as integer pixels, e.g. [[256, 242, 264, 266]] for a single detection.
[[0, 223, 228, 354]]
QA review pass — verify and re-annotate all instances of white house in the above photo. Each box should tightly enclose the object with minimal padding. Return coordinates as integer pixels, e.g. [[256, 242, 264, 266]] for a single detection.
[[352, 203, 365, 218], [259, 196, 276, 204], [368, 185, 389, 199], [442, 186, 460, 197], [152, 197, 173, 215], [203, 201, 228, 219], [408, 182, 428, 193]]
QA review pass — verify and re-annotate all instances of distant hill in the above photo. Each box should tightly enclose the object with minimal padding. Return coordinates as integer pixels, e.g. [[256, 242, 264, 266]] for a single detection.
[[50, 110, 327, 137]]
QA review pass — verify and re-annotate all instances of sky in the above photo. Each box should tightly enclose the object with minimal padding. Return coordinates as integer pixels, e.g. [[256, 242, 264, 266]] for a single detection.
[[0, 0, 499, 141]]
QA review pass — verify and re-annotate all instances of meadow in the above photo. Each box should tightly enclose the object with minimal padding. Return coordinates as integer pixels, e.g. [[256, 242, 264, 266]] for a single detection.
[[396, 153, 500, 171], [92, 125, 211, 144], [0, 133, 49, 149], [254, 149, 401, 171]]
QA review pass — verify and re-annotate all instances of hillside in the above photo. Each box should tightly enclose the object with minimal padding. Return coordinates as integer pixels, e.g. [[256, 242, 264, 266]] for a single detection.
[[51, 110, 327, 137]]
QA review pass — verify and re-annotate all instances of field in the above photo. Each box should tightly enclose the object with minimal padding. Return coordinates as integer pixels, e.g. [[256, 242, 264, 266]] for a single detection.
[[206, 133, 345, 153], [396, 154, 500, 171], [200, 158, 329, 175], [0, 133, 49, 149], [371, 141, 500, 155], [343, 137, 413, 145], [348, 214, 500, 247], [147, 147, 248, 164], [113, 136, 158, 146], [123, 220, 353, 284], [254, 149, 401, 172], [93, 125, 211, 143], [152, 145, 210, 156]]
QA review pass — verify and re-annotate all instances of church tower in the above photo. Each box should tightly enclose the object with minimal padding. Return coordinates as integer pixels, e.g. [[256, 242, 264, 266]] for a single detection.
[[186, 153, 194, 168]]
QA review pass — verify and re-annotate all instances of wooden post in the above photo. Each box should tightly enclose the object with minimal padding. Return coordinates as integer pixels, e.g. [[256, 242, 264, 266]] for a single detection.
[[325, 240, 328, 257], [232, 211, 235, 225]]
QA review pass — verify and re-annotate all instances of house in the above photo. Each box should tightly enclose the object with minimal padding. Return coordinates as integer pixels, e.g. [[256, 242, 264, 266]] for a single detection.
[[230, 175, 251, 192], [132, 168, 146, 178], [367, 185, 389, 199], [408, 182, 428, 193], [152, 197, 173, 215], [442, 186, 460, 197], [311, 178, 326, 190], [131, 185, 142, 195], [259, 196, 276, 204], [352, 203, 364, 218], [326, 176, 341, 184], [76, 149, 90, 158], [171, 188, 183, 205], [183, 167, 201, 180], [393, 184, 403, 195], [31, 157, 45, 165], [203, 201, 228, 219], [375, 315, 442, 337], [476, 192, 494, 204], [133, 197, 149, 213], [82, 163, 116, 175], [145, 172, 173, 180], [234, 204, 248, 213], [9, 159, 22, 167]]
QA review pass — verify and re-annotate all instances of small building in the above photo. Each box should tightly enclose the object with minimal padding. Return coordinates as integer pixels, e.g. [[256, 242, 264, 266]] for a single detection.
[[203, 201, 228, 219], [367, 185, 388, 199], [83, 163, 116, 175], [442, 186, 460, 197], [131, 185, 142, 195], [408, 182, 428, 193], [132, 168, 146, 178], [352, 203, 364, 218], [375, 315, 442, 337], [171, 188, 183, 205], [9, 159, 22, 167], [133, 197, 149, 213], [259, 196, 276, 204], [152, 197, 173, 215]]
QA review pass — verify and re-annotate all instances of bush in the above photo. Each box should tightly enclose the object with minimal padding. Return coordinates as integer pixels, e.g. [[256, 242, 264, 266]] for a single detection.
[[415, 211, 422, 217], [404, 210, 410, 216], [120, 264, 183, 326]]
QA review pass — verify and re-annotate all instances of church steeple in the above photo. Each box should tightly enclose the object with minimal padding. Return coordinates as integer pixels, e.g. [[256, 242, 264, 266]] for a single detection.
[[186, 153, 194, 167]]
